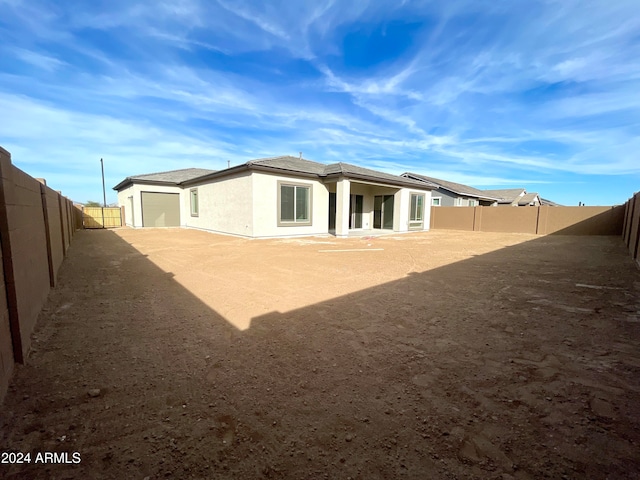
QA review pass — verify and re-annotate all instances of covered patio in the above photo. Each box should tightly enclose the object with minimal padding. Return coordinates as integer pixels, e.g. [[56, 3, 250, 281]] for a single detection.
[[326, 177, 431, 238]]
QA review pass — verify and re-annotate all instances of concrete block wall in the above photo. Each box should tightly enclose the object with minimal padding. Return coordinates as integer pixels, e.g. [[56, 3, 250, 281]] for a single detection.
[[45, 187, 65, 278], [5, 167, 51, 360], [622, 192, 640, 263], [430, 206, 475, 231], [475, 206, 539, 234], [430, 205, 625, 236], [540, 205, 625, 235], [0, 146, 81, 404], [0, 258, 12, 405]]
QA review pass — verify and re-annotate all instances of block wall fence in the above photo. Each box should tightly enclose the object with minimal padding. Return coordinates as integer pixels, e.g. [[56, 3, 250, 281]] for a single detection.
[[0, 146, 82, 403], [622, 191, 640, 265], [0, 143, 637, 403], [430, 205, 625, 236]]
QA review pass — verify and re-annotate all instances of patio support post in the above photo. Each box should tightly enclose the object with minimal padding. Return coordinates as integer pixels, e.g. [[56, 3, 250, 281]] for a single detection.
[[335, 178, 351, 238]]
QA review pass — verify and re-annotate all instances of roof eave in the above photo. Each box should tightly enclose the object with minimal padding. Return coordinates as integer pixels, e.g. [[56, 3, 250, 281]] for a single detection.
[[113, 178, 182, 191], [401, 173, 439, 188], [403, 173, 494, 197], [436, 185, 476, 198], [250, 164, 321, 179], [326, 172, 434, 189], [182, 163, 323, 186], [181, 164, 252, 186], [113, 178, 132, 191]]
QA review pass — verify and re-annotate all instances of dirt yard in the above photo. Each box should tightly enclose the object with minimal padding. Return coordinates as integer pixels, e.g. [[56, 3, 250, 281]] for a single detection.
[[1, 228, 639, 479]]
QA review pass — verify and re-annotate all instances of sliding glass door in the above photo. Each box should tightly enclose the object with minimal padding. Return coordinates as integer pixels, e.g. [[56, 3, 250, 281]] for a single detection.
[[349, 194, 363, 229], [373, 195, 394, 229], [328, 192, 336, 230]]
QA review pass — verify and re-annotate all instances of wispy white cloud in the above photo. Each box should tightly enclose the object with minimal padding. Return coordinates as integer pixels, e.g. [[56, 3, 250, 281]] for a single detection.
[[11, 48, 67, 71], [0, 0, 638, 205], [216, 0, 289, 41], [319, 63, 423, 100], [0, 93, 245, 194], [541, 90, 640, 119]]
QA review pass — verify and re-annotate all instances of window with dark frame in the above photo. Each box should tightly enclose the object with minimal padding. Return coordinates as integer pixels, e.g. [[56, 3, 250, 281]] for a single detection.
[[409, 193, 425, 229], [190, 188, 199, 216], [278, 182, 312, 226]]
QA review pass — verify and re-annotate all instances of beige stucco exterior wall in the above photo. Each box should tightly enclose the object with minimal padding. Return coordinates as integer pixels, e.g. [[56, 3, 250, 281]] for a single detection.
[[395, 189, 409, 232], [117, 186, 135, 226], [393, 188, 432, 233], [421, 189, 433, 232], [251, 172, 329, 238], [118, 184, 185, 228], [183, 172, 254, 237], [403, 188, 432, 232], [116, 174, 431, 237]]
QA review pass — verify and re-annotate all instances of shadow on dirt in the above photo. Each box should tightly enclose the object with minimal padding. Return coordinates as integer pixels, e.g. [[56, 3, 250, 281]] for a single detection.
[[1, 227, 639, 480]]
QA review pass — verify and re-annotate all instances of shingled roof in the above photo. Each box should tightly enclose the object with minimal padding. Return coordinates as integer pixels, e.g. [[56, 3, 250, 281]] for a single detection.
[[113, 168, 216, 191], [183, 156, 433, 189], [481, 188, 526, 204], [402, 173, 500, 201], [517, 192, 540, 206], [116, 156, 435, 191], [321, 162, 431, 188], [540, 197, 561, 206], [248, 156, 327, 175]]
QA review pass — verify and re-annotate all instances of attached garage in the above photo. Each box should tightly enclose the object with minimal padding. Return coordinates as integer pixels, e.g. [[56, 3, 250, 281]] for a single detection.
[[141, 192, 180, 227]]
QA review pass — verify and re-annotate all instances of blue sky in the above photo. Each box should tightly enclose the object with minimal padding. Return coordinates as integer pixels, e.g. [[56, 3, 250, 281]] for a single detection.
[[1, 0, 638, 206]]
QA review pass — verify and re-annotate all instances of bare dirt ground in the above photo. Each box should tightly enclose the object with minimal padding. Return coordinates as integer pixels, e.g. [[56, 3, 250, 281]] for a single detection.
[[1, 228, 640, 479]]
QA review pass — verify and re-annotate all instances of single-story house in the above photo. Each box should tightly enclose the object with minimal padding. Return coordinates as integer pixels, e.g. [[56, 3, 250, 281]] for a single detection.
[[401, 173, 500, 207], [113, 156, 434, 238], [481, 189, 541, 206]]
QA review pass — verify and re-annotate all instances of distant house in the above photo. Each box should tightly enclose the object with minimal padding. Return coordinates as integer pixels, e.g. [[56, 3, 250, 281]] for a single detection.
[[114, 156, 434, 238], [540, 197, 561, 206], [481, 188, 541, 206], [401, 173, 500, 207]]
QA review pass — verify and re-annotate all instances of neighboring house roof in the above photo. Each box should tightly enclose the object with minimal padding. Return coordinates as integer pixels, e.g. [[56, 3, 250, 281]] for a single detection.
[[402, 173, 500, 201], [481, 188, 526, 204], [517, 193, 540, 206], [180, 156, 433, 189], [540, 197, 561, 206], [113, 168, 216, 191]]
